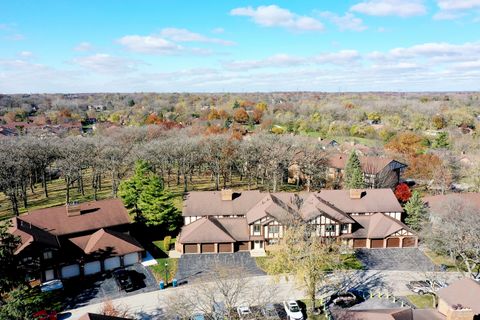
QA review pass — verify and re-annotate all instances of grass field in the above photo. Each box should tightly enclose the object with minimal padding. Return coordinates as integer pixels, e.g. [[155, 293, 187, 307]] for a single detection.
[[406, 294, 435, 308], [423, 249, 459, 272]]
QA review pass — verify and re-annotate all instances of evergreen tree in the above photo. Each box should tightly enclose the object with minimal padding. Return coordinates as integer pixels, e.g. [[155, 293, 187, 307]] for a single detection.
[[432, 132, 449, 149], [0, 222, 22, 294], [137, 175, 181, 230], [344, 150, 365, 189], [120, 161, 181, 231], [404, 191, 428, 231]]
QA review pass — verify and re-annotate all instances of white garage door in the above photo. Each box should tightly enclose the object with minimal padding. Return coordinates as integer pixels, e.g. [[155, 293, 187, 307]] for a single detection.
[[61, 264, 80, 278], [123, 253, 139, 266], [104, 257, 121, 270], [44, 269, 55, 281], [84, 261, 101, 275]]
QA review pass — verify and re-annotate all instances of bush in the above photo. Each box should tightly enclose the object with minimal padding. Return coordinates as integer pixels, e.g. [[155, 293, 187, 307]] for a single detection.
[[163, 236, 172, 251]]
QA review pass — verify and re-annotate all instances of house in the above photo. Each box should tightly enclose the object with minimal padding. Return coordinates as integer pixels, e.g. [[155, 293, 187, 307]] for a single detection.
[[423, 193, 480, 213], [437, 278, 480, 319], [175, 189, 416, 255], [328, 154, 407, 188], [331, 278, 480, 320], [9, 199, 143, 282]]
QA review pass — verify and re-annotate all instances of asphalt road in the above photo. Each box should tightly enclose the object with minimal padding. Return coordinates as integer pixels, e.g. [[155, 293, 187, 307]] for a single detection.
[[62, 270, 464, 320]]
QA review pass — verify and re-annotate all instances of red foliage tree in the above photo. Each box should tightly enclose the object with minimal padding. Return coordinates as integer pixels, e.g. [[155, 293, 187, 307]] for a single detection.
[[394, 183, 412, 203]]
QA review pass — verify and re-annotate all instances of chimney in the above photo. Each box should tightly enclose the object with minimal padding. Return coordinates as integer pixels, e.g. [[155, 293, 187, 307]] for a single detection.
[[446, 305, 474, 320], [221, 189, 234, 201], [349, 189, 363, 199], [66, 202, 81, 217]]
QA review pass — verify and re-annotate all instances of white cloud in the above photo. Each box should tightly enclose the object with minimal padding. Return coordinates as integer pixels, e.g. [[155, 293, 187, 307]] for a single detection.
[[74, 42, 92, 52], [350, 0, 427, 17], [117, 35, 182, 54], [434, 0, 480, 20], [72, 53, 140, 74], [230, 5, 324, 31], [212, 27, 225, 34], [18, 51, 33, 58], [159, 28, 235, 46], [437, 0, 480, 10], [320, 12, 367, 31]]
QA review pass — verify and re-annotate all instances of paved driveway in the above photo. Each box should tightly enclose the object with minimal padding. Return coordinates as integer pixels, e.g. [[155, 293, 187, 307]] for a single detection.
[[355, 248, 435, 271], [64, 263, 158, 309], [175, 252, 265, 283]]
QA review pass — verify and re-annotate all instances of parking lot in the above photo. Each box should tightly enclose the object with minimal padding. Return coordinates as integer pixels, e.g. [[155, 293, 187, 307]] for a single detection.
[[355, 248, 435, 271], [175, 252, 265, 283], [63, 263, 158, 309]]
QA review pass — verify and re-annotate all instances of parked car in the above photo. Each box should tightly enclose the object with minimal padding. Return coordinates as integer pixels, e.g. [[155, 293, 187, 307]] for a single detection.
[[237, 306, 255, 320], [406, 280, 448, 295], [283, 300, 303, 320], [33, 310, 57, 320], [190, 312, 206, 320], [113, 269, 135, 292], [262, 303, 279, 319], [40, 279, 63, 292], [330, 292, 358, 308]]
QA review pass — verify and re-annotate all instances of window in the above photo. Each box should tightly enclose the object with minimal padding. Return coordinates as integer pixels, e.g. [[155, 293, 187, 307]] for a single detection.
[[325, 224, 335, 233], [341, 224, 349, 233], [253, 225, 261, 235], [43, 251, 53, 260], [269, 226, 279, 234]]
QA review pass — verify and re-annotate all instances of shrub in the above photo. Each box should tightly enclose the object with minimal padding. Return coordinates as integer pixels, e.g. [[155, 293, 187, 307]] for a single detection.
[[163, 236, 172, 251]]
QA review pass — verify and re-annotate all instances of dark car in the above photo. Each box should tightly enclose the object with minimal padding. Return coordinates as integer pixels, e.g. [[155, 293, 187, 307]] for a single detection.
[[113, 269, 135, 292]]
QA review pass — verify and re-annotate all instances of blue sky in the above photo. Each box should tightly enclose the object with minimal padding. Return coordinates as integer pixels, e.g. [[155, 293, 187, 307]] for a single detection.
[[1, 0, 480, 93]]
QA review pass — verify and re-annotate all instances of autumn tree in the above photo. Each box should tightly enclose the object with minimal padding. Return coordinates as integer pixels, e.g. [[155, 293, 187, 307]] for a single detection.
[[404, 191, 428, 231], [425, 197, 480, 277], [266, 223, 343, 311], [432, 115, 446, 129], [233, 107, 249, 124], [385, 132, 425, 156], [344, 151, 365, 189], [394, 183, 412, 203]]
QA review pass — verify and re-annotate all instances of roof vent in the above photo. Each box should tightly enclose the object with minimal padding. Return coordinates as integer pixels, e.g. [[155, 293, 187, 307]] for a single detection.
[[349, 189, 364, 199], [221, 189, 234, 201], [66, 202, 81, 217]]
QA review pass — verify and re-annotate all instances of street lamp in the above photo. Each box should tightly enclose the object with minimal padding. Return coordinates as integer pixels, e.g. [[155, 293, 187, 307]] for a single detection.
[[164, 261, 169, 286]]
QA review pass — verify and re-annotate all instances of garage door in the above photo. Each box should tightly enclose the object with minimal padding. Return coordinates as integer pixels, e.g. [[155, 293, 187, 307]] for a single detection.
[[201, 243, 215, 253], [353, 239, 367, 248], [371, 239, 384, 248], [104, 257, 121, 270], [123, 253, 139, 266], [386, 238, 400, 248], [44, 269, 55, 281], [402, 237, 416, 248], [235, 241, 250, 251], [84, 261, 101, 276], [218, 243, 232, 253], [184, 244, 198, 254], [61, 264, 80, 278]]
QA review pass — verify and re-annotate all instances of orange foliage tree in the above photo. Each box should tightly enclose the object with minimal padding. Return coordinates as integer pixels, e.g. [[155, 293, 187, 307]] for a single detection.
[[385, 132, 425, 156], [233, 108, 249, 124]]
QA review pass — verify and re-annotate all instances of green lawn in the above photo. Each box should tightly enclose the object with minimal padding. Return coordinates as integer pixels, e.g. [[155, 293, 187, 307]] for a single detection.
[[423, 249, 459, 272], [149, 258, 179, 284], [406, 294, 435, 308], [153, 237, 177, 254]]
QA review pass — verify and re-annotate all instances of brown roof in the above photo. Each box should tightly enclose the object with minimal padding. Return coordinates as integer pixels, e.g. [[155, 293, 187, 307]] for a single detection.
[[20, 199, 131, 236], [437, 278, 480, 314], [331, 308, 414, 320], [178, 217, 243, 244], [183, 190, 265, 217], [329, 154, 403, 174], [69, 228, 143, 256], [351, 213, 413, 238], [216, 218, 250, 241], [318, 189, 403, 213], [423, 193, 480, 214], [9, 217, 60, 254], [78, 313, 133, 320]]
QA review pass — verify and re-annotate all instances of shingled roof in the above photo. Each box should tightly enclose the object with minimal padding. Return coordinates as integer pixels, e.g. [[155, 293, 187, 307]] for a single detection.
[[328, 154, 406, 175], [69, 228, 143, 256], [9, 217, 60, 255], [437, 278, 480, 314], [351, 213, 412, 238], [178, 217, 247, 244], [20, 199, 131, 236]]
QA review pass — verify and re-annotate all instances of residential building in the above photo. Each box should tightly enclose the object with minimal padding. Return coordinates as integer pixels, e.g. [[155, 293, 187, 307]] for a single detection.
[[9, 199, 143, 282], [176, 189, 416, 255], [328, 154, 407, 188]]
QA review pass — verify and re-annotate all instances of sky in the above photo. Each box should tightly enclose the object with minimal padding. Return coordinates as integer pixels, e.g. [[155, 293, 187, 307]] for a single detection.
[[1, 0, 480, 93]]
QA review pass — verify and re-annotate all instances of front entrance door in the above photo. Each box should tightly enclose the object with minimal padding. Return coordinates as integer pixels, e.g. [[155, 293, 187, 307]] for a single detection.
[[253, 240, 263, 250]]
